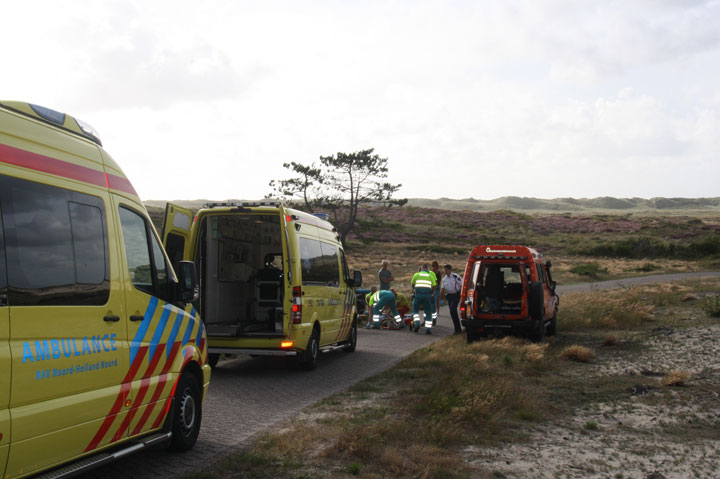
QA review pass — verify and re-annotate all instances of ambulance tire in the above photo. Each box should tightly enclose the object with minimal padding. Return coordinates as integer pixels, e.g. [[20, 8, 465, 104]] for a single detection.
[[466, 330, 477, 344], [208, 353, 220, 368], [169, 373, 202, 452], [343, 321, 357, 352], [299, 327, 320, 370]]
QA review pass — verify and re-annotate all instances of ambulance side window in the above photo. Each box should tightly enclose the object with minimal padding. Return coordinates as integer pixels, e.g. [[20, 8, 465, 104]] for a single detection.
[[119, 207, 171, 301], [319, 242, 340, 287], [339, 249, 350, 283], [0, 205, 6, 306], [0, 175, 110, 306]]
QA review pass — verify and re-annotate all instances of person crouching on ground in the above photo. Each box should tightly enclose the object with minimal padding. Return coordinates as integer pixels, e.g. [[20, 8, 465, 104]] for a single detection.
[[367, 289, 402, 329], [391, 289, 411, 319], [411, 264, 436, 334]]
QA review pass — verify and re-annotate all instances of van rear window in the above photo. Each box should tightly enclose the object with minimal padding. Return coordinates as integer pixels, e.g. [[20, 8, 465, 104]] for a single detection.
[[0, 175, 110, 306]]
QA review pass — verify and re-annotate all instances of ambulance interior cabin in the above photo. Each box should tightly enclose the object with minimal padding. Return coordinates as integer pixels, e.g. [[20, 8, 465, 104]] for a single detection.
[[197, 214, 285, 337], [473, 262, 528, 315]]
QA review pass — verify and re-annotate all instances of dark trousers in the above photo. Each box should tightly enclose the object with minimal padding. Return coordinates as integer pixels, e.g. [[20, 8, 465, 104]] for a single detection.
[[446, 292, 462, 333]]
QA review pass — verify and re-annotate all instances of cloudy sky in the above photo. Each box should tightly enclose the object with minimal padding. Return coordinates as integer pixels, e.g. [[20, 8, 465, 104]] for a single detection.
[[4, 0, 720, 201]]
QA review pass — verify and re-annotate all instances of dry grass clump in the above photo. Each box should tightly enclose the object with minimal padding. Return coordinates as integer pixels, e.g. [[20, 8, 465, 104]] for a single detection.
[[682, 293, 699, 302], [561, 345, 596, 362], [662, 370, 691, 387], [523, 343, 549, 362], [603, 333, 619, 346]]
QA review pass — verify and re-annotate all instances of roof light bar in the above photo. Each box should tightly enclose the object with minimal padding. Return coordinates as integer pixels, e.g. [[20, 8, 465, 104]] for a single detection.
[[29, 103, 65, 125], [203, 200, 281, 209]]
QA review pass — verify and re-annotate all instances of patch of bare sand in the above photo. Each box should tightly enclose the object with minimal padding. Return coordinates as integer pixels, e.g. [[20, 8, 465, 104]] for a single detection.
[[466, 322, 720, 479]]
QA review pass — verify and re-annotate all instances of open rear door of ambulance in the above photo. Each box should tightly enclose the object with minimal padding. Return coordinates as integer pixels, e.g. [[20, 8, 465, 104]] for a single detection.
[[162, 203, 194, 273]]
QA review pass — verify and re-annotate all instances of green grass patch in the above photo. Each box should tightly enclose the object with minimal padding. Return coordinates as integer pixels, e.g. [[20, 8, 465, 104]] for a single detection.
[[702, 295, 720, 317]]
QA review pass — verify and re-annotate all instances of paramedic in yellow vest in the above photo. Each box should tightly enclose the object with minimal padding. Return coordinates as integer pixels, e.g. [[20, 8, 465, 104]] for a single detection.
[[364, 286, 377, 328], [411, 264, 436, 334], [366, 289, 402, 329]]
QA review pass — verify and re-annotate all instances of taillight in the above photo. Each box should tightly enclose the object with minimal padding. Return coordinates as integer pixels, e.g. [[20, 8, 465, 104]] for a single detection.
[[460, 304, 467, 319], [291, 286, 302, 324]]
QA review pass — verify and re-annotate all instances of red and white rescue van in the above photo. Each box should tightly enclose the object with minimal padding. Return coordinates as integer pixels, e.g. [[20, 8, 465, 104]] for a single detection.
[[459, 245, 559, 343]]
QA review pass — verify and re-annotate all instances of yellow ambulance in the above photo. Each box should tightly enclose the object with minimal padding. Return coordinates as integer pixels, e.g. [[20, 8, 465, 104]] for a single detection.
[[162, 202, 362, 370], [0, 101, 210, 478]]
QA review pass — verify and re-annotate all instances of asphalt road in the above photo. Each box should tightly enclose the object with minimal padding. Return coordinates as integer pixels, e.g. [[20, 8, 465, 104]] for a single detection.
[[81, 271, 720, 478]]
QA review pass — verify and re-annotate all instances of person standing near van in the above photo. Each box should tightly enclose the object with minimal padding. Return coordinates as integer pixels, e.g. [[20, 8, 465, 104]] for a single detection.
[[440, 264, 463, 334], [378, 260, 394, 290], [411, 264, 436, 334], [430, 261, 442, 325], [367, 289, 402, 329]]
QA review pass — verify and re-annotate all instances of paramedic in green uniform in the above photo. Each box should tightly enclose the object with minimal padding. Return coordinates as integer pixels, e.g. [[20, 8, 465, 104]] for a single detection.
[[411, 264, 436, 334], [366, 290, 402, 329]]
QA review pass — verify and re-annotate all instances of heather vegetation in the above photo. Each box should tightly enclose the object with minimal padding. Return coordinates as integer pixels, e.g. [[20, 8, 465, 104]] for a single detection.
[[348, 206, 720, 261]]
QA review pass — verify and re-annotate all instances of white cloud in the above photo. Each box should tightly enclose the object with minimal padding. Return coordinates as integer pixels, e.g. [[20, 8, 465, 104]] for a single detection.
[[3, 0, 720, 200]]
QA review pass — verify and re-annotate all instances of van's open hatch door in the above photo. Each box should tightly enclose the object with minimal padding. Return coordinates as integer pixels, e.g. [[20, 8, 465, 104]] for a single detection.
[[162, 203, 194, 273]]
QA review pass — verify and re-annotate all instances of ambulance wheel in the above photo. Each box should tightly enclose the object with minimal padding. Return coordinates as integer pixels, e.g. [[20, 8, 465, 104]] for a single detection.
[[299, 327, 319, 370], [466, 330, 477, 344], [169, 373, 202, 452], [343, 321, 357, 352], [208, 354, 220, 368]]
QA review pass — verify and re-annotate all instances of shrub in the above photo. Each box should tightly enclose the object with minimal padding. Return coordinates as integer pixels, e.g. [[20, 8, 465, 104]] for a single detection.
[[662, 370, 691, 387], [577, 235, 720, 260], [702, 295, 720, 317], [603, 333, 619, 346], [561, 345, 596, 362], [583, 420, 599, 431], [634, 262, 658, 272]]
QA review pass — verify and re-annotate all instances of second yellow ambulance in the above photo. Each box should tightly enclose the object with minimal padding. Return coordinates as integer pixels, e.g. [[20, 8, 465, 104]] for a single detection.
[[163, 202, 363, 370]]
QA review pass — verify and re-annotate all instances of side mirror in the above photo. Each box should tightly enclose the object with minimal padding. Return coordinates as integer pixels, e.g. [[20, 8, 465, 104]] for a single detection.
[[177, 260, 199, 303], [550, 280, 557, 295], [348, 270, 363, 288]]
